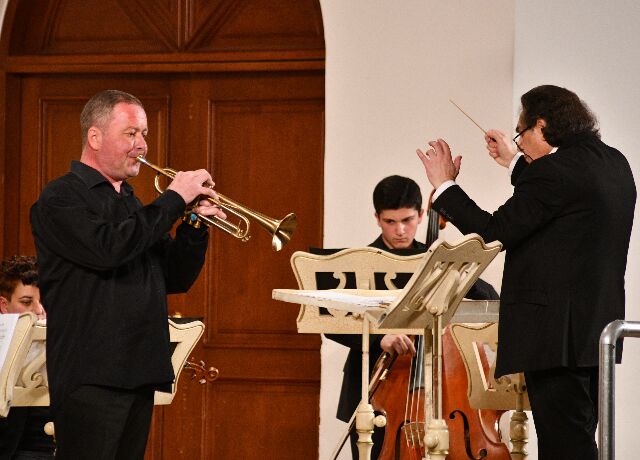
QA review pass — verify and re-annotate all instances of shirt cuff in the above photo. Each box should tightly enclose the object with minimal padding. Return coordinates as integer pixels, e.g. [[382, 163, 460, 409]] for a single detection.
[[432, 180, 456, 201], [509, 153, 524, 175]]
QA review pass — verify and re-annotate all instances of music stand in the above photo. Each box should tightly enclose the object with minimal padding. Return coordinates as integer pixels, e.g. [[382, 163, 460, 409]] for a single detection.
[[274, 234, 502, 460]]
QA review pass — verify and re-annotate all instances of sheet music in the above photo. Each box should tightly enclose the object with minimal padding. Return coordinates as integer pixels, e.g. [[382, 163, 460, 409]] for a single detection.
[[306, 290, 396, 305], [273, 289, 397, 313], [0, 314, 19, 373]]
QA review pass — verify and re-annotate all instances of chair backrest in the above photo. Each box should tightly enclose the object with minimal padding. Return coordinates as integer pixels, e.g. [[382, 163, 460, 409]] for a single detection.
[[449, 322, 530, 410], [291, 246, 425, 334], [1, 316, 205, 412], [0, 313, 38, 417], [154, 319, 205, 405], [11, 319, 49, 407]]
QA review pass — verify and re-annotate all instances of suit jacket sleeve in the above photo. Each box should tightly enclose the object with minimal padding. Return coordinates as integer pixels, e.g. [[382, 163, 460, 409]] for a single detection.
[[511, 155, 528, 185], [433, 158, 566, 250]]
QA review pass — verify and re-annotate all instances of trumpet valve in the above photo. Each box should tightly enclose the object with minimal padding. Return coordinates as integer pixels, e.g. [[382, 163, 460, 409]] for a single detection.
[[183, 202, 202, 228], [182, 212, 202, 228]]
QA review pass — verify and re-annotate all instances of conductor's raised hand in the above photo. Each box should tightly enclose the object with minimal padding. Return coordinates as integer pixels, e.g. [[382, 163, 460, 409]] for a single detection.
[[485, 129, 517, 167], [416, 138, 461, 189]]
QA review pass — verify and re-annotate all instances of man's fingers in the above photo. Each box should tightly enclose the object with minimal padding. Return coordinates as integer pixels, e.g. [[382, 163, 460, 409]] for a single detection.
[[405, 337, 416, 356], [394, 336, 416, 356], [196, 202, 227, 220], [453, 155, 462, 174], [428, 140, 439, 154]]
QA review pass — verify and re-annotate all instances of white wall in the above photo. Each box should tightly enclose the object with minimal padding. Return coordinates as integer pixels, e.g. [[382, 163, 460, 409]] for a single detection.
[[515, 2, 640, 459], [321, 1, 517, 458], [321, 1, 640, 459]]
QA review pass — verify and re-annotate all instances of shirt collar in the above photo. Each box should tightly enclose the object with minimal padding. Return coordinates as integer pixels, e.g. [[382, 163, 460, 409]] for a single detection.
[[70, 160, 133, 195], [372, 234, 425, 250]]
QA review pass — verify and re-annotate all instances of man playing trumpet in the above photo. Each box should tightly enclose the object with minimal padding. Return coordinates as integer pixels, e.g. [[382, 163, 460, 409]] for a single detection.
[[30, 89, 225, 459]]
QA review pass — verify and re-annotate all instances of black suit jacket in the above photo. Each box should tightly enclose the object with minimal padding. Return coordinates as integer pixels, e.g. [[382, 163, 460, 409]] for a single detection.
[[433, 135, 636, 377], [325, 236, 499, 421]]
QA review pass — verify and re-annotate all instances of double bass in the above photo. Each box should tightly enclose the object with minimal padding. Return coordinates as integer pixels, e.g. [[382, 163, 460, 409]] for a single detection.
[[334, 198, 510, 459]]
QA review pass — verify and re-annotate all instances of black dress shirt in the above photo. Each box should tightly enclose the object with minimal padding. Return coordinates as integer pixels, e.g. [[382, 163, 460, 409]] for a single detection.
[[30, 161, 209, 411]]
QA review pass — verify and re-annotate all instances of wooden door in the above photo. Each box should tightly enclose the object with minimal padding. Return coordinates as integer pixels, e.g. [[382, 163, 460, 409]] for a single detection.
[[1, 1, 325, 457]]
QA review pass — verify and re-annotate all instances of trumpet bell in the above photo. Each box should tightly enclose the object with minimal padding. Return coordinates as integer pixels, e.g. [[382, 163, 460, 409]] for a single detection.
[[271, 212, 297, 252]]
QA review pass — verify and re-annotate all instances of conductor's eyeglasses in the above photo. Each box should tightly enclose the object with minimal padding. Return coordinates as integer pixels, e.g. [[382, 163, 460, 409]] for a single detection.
[[513, 126, 532, 148]]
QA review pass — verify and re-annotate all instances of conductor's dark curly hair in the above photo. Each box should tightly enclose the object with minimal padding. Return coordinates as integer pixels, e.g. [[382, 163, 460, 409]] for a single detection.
[[520, 85, 600, 147]]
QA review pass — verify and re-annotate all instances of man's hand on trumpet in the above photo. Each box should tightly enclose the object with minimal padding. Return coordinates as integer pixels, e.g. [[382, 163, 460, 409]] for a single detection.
[[167, 169, 227, 220]]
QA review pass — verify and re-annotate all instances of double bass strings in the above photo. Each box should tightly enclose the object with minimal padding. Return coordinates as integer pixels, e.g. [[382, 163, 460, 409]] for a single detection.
[[403, 335, 425, 449]]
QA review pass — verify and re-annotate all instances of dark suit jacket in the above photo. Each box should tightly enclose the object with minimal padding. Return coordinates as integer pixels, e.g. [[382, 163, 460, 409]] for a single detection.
[[433, 135, 636, 377], [325, 236, 499, 421]]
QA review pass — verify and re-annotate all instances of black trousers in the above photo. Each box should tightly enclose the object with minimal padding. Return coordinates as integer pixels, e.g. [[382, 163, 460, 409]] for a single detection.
[[524, 367, 599, 460], [53, 385, 154, 460]]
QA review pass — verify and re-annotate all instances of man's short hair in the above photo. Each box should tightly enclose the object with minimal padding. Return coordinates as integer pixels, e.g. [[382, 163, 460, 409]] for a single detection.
[[80, 89, 144, 149], [373, 175, 422, 214], [520, 85, 600, 147], [0, 255, 38, 299]]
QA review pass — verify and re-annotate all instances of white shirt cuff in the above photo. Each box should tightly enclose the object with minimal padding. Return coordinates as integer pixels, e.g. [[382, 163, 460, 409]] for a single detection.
[[509, 153, 524, 175], [432, 180, 456, 201]]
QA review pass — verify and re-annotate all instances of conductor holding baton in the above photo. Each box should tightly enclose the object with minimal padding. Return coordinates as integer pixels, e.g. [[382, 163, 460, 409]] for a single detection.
[[416, 85, 635, 459]]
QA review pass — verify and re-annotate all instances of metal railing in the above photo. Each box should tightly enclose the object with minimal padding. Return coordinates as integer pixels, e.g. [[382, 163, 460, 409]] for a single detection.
[[599, 320, 640, 460]]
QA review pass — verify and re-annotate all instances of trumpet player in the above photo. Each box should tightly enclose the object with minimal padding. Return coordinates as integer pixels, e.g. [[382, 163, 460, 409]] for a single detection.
[[29, 89, 226, 460]]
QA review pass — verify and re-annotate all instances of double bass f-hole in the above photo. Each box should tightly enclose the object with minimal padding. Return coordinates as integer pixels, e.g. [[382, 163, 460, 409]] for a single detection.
[[449, 409, 488, 459]]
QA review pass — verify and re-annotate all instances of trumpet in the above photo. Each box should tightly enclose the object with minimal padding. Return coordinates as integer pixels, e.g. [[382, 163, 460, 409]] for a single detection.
[[136, 155, 296, 251]]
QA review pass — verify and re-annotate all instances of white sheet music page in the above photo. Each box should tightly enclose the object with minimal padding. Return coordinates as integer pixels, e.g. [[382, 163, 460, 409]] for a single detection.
[[272, 288, 398, 313], [0, 314, 19, 372], [305, 290, 396, 306]]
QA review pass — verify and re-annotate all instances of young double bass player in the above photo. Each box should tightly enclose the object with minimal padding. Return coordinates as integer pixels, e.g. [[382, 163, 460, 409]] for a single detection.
[[325, 175, 501, 459]]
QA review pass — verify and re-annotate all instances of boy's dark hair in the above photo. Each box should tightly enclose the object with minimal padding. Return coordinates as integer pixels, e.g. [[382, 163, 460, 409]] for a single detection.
[[373, 175, 422, 214], [520, 85, 600, 147], [0, 255, 38, 299]]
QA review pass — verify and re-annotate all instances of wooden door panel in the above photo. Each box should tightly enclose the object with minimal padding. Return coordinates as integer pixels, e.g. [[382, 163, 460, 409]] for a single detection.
[[210, 100, 324, 338], [154, 379, 208, 459], [164, 73, 323, 459], [15, 76, 172, 254], [204, 381, 319, 458], [17, 95, 84, 254]]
